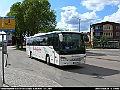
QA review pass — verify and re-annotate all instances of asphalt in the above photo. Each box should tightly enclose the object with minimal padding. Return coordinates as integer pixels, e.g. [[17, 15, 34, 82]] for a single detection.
[[87, 55, 120, 62], [86, 49, 120, 62], [0, 73, 3, 87], [0, 48, 120, 87]]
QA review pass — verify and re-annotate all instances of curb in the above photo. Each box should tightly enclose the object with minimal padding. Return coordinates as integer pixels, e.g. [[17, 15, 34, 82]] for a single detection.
[[87, 56, 120, 62]]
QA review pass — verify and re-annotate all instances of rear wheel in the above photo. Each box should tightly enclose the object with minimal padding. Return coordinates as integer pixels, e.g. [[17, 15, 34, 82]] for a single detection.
[[30, 51, 33, 59], [46, 55, 50, 65]]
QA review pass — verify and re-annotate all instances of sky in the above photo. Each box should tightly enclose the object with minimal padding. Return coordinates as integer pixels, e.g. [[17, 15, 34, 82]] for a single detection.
[[0, 0, 120, 33]]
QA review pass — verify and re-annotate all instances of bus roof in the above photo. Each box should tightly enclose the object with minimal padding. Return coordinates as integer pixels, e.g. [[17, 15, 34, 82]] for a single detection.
[[26, 31, 82, 38]]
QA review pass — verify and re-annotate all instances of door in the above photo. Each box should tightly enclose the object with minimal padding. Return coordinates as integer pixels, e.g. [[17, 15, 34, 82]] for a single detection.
[[53, 34, 60, 65]]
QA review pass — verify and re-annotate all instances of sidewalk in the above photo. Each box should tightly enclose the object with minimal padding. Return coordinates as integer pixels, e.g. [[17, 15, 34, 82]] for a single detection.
[[3, 67, 62, 87], [0, 71, 3, 87]]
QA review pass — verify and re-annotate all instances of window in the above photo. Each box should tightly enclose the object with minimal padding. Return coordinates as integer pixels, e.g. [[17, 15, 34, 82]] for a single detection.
[[103, 32, 113, 37], [116, 26, 120, 30], [46, 34, 53, 46], [95, 32, 100, 36], [95, 25, 102, 29], [103, 25, 113, 30], [53, 34, 59, 51], [116, 32, 120, 36]]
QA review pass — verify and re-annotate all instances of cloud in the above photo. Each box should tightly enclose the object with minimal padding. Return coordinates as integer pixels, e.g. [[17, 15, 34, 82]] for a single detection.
[[4, 9, 10, 16], [81, 0, 120, 11], [56, 6, 98, 31], [101, 5, 120, 22], [61, 6, 77, 11]]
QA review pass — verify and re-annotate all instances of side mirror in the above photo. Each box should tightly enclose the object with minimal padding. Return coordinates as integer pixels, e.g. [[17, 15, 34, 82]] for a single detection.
[[83, 34, 89, 42], [59, 34, 63, 42]]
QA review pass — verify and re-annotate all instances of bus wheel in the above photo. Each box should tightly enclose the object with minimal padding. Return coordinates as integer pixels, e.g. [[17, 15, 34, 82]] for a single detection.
[[30, 51, 33, 59], [46, 55, 50, 65]]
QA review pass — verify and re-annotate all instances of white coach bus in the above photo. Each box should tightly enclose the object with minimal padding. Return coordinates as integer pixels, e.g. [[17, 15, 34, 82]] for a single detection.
[[26, 31, 86, 66]]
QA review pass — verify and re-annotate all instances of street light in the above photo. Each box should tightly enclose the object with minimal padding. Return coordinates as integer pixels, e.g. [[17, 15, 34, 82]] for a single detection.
[[72, 17, 81, 32]]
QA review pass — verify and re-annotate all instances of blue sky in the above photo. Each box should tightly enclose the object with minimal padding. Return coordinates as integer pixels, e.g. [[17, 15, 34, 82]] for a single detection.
[[0, 0, 120, 32]]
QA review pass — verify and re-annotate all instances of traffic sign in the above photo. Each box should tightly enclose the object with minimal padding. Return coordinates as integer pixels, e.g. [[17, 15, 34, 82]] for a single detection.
[[0, 30, 15, 33], [3, 17, 15, 30], [0, 17, 2, 29]]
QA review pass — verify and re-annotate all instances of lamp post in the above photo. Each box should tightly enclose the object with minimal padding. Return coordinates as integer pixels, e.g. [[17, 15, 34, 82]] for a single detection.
[[72, 17, 81, 32], [78, 18, 81, 32]]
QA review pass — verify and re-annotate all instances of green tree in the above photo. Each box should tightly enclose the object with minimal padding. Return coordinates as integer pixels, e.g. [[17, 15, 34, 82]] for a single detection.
[[22, 0, 57, 35], [7, 0, 57, 48], [100, 35, 107, 48], [7, 2, 25, 48], [93, 38, 98, 48]]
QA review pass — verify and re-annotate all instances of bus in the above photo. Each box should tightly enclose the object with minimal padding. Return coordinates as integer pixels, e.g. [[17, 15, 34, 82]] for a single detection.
[[26, 31, 86, 66]]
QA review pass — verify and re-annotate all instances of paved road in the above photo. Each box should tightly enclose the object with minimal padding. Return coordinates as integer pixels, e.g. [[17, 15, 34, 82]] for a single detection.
[[86, 49, 120, 62], [86, 49, 120, 56], [0, 46, 120, 87]]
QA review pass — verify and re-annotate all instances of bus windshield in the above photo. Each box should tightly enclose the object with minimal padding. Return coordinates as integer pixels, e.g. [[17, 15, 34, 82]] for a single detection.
[[59, 33, 85, 54]]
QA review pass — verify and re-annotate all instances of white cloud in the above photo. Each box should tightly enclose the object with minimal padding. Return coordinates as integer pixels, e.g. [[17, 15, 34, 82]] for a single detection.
[[61, 6, 77, 11], [81, 0, 120, 11], [56, 6, 98, 31], [101, 5, 120, 22], [4, 9, 10, 16]]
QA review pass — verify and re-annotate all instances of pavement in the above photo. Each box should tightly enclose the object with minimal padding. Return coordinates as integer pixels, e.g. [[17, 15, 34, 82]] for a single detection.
[[87, 55, 120, 62], [2, 67, 62, 87], [86, 49, 120, 62], [0, 71, 3, 87], [0, 47, 61, 87], [0, 48, 120, 87]]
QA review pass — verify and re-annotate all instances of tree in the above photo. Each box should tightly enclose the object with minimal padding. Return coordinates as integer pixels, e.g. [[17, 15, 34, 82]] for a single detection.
[[7, 0, 57, 48], [7, 2, 25, 48], [93, 38, 98, 48], [100, 35, 107, 48], [22, 0, 57, 35]]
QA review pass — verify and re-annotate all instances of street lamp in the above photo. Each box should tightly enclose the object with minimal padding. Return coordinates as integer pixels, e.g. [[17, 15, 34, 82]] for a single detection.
[[72, 17, 81, 32]]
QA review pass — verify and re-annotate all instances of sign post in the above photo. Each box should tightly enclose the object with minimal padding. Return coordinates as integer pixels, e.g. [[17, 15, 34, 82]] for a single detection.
[[0, 17, 15, 84], [0, 17, 2, 30], [2, 34, 5, 84]]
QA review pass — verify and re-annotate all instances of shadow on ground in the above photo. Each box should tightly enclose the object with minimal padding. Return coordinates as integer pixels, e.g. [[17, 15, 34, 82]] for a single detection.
[[54, 64, 120, 78]]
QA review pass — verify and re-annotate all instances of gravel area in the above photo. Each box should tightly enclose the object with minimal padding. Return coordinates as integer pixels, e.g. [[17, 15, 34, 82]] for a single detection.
[[3, 67, 61, 87]]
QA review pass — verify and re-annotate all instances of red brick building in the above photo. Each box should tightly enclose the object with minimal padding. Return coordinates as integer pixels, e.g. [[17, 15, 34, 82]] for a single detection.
[[90, 21, 120, 48]]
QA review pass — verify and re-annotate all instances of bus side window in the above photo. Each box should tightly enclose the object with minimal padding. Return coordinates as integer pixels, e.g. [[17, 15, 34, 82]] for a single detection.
[[53, 34, 59, 51]]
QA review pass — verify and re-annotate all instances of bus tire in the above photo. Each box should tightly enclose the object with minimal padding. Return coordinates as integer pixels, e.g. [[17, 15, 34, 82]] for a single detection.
[[30, 51, 33, 59], [46, 55, 50, 65]]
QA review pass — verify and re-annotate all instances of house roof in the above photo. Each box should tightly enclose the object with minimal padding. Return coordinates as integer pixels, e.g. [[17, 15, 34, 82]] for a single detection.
[[91, 21, 120, 26]]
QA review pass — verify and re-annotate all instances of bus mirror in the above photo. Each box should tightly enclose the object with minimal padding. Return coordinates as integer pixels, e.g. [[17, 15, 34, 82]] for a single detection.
[[59, 34, 63, 42], [84, 34, 89, 42]]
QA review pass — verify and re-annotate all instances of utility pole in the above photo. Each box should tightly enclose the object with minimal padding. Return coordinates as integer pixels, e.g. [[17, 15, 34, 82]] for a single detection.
[[72, 17, 81, 32], [78, 18, 80, 32]]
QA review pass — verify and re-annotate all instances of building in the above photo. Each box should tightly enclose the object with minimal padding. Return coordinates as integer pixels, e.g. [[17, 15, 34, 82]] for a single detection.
[[90, 21, 120, 48]]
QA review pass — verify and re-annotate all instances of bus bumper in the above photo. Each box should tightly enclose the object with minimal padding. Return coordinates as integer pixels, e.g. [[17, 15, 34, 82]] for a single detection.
[[59, 58, 86, 66]]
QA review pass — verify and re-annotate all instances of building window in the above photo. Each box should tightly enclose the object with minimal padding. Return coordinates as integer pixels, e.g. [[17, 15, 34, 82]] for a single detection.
[[95, 32, 100, 36], [116, 26, 120, 30], [95, 26, 98, 29], [95, 25, 101, 29], [116, 32, 120, 36], [103, 25, 113, 30], [103, 32, 113, 37]]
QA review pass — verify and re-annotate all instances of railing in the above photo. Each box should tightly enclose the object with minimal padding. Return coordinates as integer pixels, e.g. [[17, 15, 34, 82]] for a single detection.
[[93, 29, 103, 32]]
